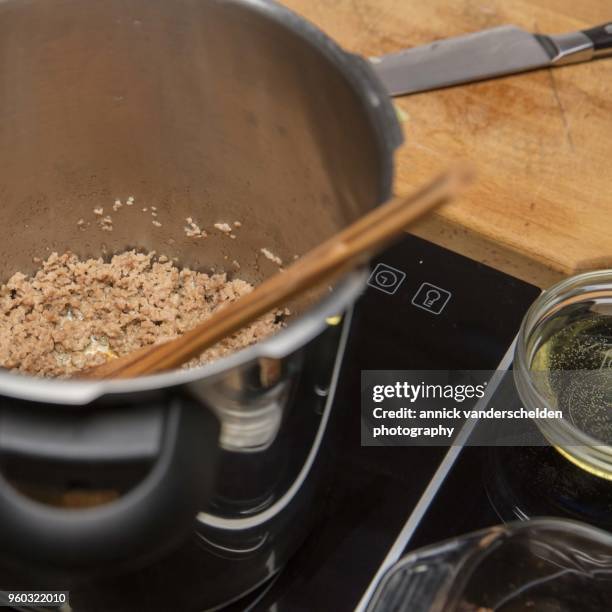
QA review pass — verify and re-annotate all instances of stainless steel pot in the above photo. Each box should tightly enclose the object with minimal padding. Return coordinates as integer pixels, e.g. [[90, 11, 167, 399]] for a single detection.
[[0, 0, 401, 606]]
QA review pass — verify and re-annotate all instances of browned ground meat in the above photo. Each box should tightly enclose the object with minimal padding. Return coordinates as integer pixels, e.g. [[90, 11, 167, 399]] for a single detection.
[[0, 250, 286, 377]]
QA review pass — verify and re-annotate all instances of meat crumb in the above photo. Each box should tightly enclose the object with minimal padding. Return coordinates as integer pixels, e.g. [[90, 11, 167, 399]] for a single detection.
[[260, 248, 283, 266], [98, 216, 113, 232], [184, 218, 207, 239], [214, 222, 233, 234], [0, 250, 287, 377]]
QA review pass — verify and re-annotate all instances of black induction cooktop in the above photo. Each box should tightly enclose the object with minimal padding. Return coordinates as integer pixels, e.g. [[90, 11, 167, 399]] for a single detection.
[[246, 234, 543, 611]]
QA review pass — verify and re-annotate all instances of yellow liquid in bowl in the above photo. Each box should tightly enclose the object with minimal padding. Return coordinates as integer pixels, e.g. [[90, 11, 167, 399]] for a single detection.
[[531, 314, 612, 478]]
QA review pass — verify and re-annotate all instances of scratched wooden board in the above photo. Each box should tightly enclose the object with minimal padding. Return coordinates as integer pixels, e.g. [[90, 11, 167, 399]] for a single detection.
[[282, 0, 612, 287]]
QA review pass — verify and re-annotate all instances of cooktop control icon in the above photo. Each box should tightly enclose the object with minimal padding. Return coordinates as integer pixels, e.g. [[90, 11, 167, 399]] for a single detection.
[[412, 282, 452, 315], [367, 263, 406, 295]]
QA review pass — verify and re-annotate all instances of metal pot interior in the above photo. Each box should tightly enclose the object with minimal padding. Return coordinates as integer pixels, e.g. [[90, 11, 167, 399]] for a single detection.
[[0, 0, 385, 390]]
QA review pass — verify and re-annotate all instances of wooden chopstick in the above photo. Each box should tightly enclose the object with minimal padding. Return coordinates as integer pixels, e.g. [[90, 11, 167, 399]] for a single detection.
[[82, 164, 472, 380]]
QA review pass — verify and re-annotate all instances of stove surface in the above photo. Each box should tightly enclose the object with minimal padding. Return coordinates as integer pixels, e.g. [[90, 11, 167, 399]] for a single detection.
[[252, 234, 541, 611]]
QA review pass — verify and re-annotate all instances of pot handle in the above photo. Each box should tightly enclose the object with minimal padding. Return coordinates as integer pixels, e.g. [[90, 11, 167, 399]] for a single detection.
[[0, 395, 219, 570]]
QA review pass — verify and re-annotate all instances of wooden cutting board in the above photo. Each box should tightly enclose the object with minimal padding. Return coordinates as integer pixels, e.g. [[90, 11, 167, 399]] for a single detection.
[[283, 0, 612, 288]]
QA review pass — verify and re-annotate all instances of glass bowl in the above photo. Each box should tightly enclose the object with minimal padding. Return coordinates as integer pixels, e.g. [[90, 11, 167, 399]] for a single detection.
[[514, 270, 612, 479], [367, 518, 612, 612]]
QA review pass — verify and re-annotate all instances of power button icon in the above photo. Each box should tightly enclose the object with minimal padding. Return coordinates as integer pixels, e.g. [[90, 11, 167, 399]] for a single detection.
[[367, 263, 406, 295]]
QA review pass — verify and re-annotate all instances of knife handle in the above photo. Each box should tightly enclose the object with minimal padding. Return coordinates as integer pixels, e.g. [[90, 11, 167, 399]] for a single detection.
[[582, 23, 612, 58]]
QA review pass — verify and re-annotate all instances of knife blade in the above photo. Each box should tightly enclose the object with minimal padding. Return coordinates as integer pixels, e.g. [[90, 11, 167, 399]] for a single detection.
[[371, 23, 612, 96]]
